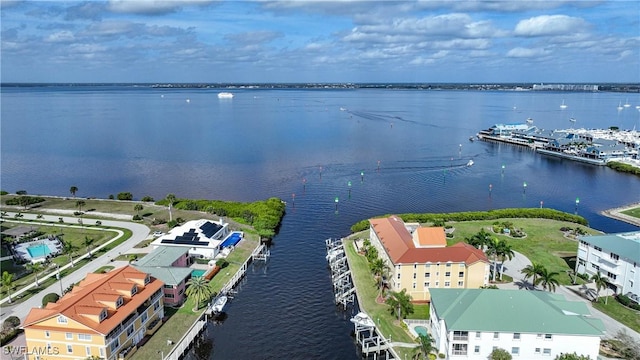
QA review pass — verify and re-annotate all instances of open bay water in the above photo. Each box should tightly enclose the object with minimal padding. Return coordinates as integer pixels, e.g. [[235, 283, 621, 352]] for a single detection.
[[1, 86, 639, 358]]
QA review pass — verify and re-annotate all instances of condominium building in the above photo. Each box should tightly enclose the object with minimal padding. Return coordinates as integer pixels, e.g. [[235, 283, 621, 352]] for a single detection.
[[23, 265, 164, 360], [575, 231, 640, 302], [368, 215, 489, 301], [429, 289, 604, 359], [133, 246, 193, 306]]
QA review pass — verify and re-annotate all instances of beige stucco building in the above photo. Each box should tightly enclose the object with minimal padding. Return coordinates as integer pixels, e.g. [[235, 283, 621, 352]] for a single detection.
[[369, 215, 490, 302]]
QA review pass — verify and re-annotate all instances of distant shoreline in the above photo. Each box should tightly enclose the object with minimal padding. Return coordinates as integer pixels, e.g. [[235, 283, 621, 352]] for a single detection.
[[601, 203, 640, 227]]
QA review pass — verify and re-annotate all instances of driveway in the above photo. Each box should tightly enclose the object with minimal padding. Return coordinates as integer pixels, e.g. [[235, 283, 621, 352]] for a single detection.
[[0, 212, 150, 323]]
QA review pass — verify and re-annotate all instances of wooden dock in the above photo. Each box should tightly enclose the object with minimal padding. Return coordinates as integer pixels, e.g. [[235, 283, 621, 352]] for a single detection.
[[326, 238, 356, 308]]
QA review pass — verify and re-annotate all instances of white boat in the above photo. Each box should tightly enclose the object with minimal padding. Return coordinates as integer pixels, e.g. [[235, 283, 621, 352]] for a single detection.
[[526, 118, 534, 124], [467, 160, 474, 167], [340, 107, 347, 111], [569, 117, 576, 123], [624, 99, 631, 108], [560, 100, 567, 109], [212, 295, 228, 313], [350, 312, 375, 328], [326, 248, 344, 262], [617, 101, 623, 111], [218, 92, 234, 99]]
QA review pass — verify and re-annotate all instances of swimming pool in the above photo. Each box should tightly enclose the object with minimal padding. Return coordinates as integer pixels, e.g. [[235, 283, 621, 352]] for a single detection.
[[415, 326, 428, 337], [191, 269, 206, 277], [220, 232, 243, 248], [27, 244, 52, 258]]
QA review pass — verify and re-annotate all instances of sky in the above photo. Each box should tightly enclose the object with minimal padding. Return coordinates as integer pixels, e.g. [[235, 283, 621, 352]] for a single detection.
[[1, 0, 639, 83]]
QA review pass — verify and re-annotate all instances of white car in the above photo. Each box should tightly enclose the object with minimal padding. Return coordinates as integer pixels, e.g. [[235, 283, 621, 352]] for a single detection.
[[152, 231, 164, 237]]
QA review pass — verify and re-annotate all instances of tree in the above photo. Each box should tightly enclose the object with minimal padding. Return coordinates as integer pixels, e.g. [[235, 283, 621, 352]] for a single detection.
[[2, 271, 15, 303], [465, 228, 491, 249], [591, 272, 609, 304], [520, 262, 545, 288], [166, 193, 176, 221], [117, 192, 133, 200], [42, 293, 60, 306], [496, 240, 515, 280], [134, 204, 144, 216], [2, 316, 20, 331], [488, 348, 512, 360], [385, 289, 414, 320], [185, 276, 213, 311], [69, 186, 78, 198], [62, 240, 79, 267], [554, 353, 592, 360], [26, 262, 44, 287], [535, 267, 560, 292], [416, 333, 435, 359], [83, 236, 94, 256], [75, 200, 86, 213], [485, 237, 500, 282]]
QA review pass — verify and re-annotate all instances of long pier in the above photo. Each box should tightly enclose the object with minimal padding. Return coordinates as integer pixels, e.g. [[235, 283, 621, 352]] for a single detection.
[[326, 238, 356, 308]]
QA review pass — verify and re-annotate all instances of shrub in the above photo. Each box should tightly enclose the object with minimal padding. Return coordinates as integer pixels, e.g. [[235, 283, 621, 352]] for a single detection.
[[108, 194, 114, 199], [617, 294, 631, 306], [2, 316, 20, 331], [42, 293, 60, 307], [216, 259, 229, 268], [141, 196, 155, 202], [0, 191, 7, 195], [438, 354, 446, 359], [15, 190, 27, 195], [132, 214, 142, 221], [167, 220, 178, 228], [117, 192, 133, 201], [5, 196, 45, 207]]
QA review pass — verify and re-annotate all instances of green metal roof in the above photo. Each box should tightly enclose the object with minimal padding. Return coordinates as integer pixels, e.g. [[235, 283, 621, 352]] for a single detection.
[[578, 231, 640, 264], [134, 266, 192, 286], [430, 288, 605, 336], [134, 246, 189, 267]]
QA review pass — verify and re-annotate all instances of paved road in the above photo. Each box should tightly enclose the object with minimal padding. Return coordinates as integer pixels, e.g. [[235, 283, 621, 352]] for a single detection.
[[0, 212, 150, 323]]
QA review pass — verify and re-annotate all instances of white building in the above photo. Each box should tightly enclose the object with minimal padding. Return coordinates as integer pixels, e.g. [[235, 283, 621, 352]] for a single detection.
[[576, 231, 640, 302], [151, 219, 230, 259], [429, 289, 604, 359]]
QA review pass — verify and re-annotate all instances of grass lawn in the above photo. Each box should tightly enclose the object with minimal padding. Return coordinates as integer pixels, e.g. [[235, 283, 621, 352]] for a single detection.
[[132, 233, 259, 360], [444, 218, 597, 285], [592, 296, 640, 333], [621, 206, 640, 219]]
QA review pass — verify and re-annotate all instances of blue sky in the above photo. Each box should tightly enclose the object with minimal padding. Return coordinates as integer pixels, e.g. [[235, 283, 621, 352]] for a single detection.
[[1, 0, 639, 83]]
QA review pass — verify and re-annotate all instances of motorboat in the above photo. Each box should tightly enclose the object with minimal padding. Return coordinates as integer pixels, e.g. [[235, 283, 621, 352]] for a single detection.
[[624, 99, 631, 108], [350, 312, 375, 328], [212, 295, 228, 313], [560, 100, 567, 109], [526, 118, 534, 124], [218, 92, 234, 99], [326, 248, 344, 262], [467, 160, 474, 167]]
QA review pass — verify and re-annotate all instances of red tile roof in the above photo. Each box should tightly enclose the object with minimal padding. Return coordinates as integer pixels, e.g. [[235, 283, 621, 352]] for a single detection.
[[23, 265, 163, 335], [370, 216, 488, 265]]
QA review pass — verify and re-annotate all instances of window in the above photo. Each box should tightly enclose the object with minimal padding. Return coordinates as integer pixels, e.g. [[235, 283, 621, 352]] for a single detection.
[[452, 344, 467, 356], [78, 334, 92, 341], [458, 271, 464, 277], [460, 263, 465, 268], [536, 334, 543, 338], [425, 264, 430, 268], [126, 325, 134, 337], [425, 282, 430, 287], [144, 275, 150, 284], [493, 332, 499, 340], [474, 346, 480, 354], [131, 285, 138, 296], [413, 273, 417, 279], [425, 272, 430, 278], [110, 339, 120, 352], [445, 272, 451, 277], [166, 293, 175, 298], [100, 348, 105, 357], [607, 272, 617, 280], [164, 284, 173, 289], [543, 348, 551, 356], [444, 281, 450, 287], [67, 344, 73, 353], [435, 281, 439, 287], [397, 273, 401, 280], [57, 315, 67, 324], [178, 288, 184, 296], [513, 333, 520, 340], [535, 348, 541, 354], [412, 282, 416, 289], [44, 330, 50, 338], [594, 246, 602, 251], [511, 347, 520, 355], [66, 332, 72, 340], [414, 264, 417, 269], [611, 253, 619, 260], [99, 309, 107, 322], [457, 281, 464, 287], [446, 263, 452, 267], [436, 272, 440, 276], [141, 312, 148, 323], [86, 346, 91, 356], [591, 263, 600, 271], [544, 334, 552, 340], [475, 332, 481, 339], [154, 300, 160, 311]]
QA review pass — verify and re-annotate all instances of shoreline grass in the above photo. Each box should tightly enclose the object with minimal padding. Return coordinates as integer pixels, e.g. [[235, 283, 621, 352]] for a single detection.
[[592, 296, 640, 333]]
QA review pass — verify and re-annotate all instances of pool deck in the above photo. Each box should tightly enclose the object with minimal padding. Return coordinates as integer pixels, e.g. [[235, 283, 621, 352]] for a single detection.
[[13, 238, 62, 263]]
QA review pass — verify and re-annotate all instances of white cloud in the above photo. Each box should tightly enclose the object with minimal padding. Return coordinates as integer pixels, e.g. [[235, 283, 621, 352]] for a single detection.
[[45, 30, 75, 43], [107, 0, 215, 15], [506, 47, 550, 58], [514, 15, 588, 37]]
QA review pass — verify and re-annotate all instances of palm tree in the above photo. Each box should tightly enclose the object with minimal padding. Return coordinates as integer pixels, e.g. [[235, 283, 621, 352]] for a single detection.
[[83, 236, 94, 257], [385, 289, 414, 321], [466, 228, 492, 250], [185, 276, 213, 311], [496, 240, 515, 280], [535, 267, 560, 292], [62, 240, 79, 267], [520, 262, 545, 288], [26, 262, 44, 287], [485, 237, 500, 282], [416, 333, 435, 359], [69, 186, 78, 198], [75, 200, 86, 213], [134, 204, 143, 217], [2, 271, 15, 303], [166, 193, 176, 221], [591, 272, 609, 304]]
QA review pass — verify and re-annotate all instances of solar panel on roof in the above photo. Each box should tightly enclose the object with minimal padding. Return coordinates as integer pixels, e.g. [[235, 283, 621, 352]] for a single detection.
[[199, 221, 222, 238]]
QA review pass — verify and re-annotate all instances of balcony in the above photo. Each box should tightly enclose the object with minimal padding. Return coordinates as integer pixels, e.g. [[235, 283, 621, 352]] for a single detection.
[[452, 334, 469, 341], [118, 343, 137, 360]]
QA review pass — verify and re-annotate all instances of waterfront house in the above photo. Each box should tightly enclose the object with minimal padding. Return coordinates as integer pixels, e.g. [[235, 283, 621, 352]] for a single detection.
[[132, 246, 193, 306], [575, 231, 640, 303], [368, 216, 489, 302], [150, 219, 230, 260], [429, 288, 604, 359], [23, 265, 164, 360]]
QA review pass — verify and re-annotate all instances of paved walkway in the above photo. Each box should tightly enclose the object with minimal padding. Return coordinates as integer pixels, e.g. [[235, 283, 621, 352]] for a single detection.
[[0, 212, 151, 323]]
